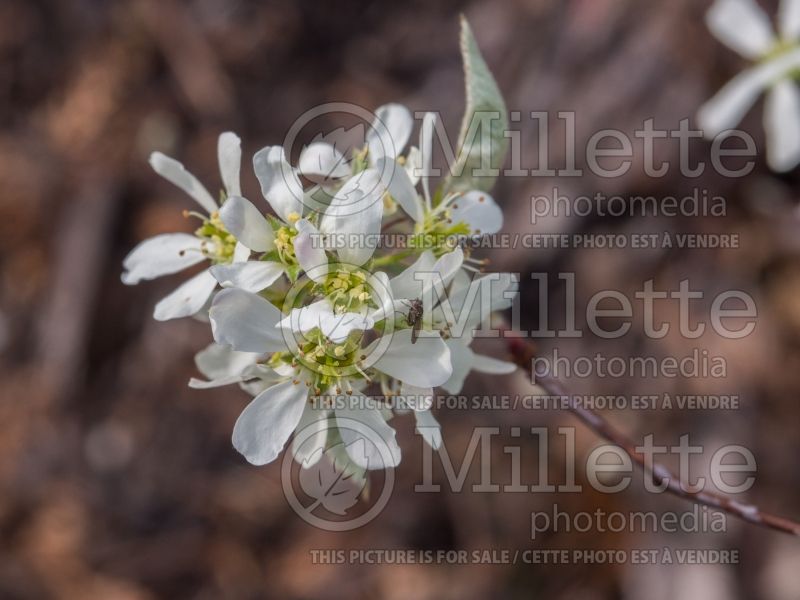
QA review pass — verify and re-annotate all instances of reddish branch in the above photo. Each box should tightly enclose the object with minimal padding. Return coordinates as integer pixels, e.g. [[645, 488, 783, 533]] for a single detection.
[[504, 335, 800, 537]]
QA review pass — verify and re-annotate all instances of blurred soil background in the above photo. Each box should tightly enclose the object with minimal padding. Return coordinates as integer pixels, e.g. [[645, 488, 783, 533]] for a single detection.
[[1, 0, 800, 598]]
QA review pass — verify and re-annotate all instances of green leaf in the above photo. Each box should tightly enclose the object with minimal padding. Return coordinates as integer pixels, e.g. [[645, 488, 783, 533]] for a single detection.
[[445, 16, 509, 194]]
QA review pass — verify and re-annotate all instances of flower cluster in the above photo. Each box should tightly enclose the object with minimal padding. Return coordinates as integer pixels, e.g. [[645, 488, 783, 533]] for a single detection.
[[122, 18, 517, 477]]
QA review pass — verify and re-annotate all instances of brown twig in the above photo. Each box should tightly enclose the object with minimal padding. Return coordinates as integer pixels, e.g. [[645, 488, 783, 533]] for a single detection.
[[504, 334, 800, 537], [381, 216, 408, 232]]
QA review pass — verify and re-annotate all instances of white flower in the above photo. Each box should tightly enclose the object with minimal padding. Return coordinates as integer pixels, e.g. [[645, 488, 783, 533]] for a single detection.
[[434, 269, 518, 394], [213, 142, 393, 292], [210, 146, 323, 293], [301, 103, 419, 217], [699, 0, 800, 171], [278, 268, 394, 344], [384, 247, 517, 444], [310, 105, 418, 266], [208, 287, 452, 467], [122, 132, 250, 320], [390, 249, 518, 391], [316, 168, 387, 267], [395, 112, 504, 254]]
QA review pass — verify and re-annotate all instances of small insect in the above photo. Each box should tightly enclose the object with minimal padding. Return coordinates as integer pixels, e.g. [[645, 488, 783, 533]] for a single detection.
[[405, 298, 424, 344]]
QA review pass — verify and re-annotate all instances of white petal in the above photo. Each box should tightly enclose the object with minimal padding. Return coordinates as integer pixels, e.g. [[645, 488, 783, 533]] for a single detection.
[[697, 66, 766, 136], [430, 248, 464, 294], [441, 339, 474, 394], [449, 191, 503, 235], [420, 112, 436, 207], [210, 261, 284, 292], [121, 233, 205, 284], [335, 394, 402, 469], [441, 347, 516, 389], [292, 403, 330, 468], [375, 156, 423, 222], [706, 0, 776, 59], [253, 146, 305, 222], [233, 241, 251, 263], [219, 196, 274, 252], [438, 272, 519, 334], [149, 152, 217, 214], [293, 219, 328, 283], [318, 169, 384, 266], [153, 269, 217, 321], [280, 300, 373, 343], [471, 353, 517, 375], [209, 288, 287, 353], [303, 184, 336, 215], [232, 380, 308, 466], [368, 329, 452, 388], [414, 409, 442, 450], [218, 132, 242, 197], [194, 342, 260, 380], [366, 271, 395, 323], [780, 0, 800, 39], [322, 313, 373, 343], [189, 374, 247, 389], [487, 272, 519, 310], [298, 142, 350, 179], [236, 364, 286, 396], [449, 269, 472, 297], [280, 299, 333, 333], [366, 103, 412, 162], [390, 248, 463, 306], [389, 251, 436, 299], [764, 80, 800, 171], [404, 146, 422, 185], [701, 48, 800, 137], [399, 382, 434, 411]]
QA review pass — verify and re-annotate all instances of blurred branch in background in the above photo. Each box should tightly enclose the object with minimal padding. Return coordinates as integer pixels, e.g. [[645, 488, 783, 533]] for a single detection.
[[505, 329, 800, 538]]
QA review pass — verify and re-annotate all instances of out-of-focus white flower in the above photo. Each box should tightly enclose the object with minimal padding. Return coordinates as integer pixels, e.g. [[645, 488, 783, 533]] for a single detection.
[[122, 132, 249, 320], [699, 0, 800, 171]]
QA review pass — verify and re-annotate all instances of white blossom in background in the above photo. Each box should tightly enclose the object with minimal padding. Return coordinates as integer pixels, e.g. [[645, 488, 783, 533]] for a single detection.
[[122, 133, 249, 320], [699, 0, 800, 171]]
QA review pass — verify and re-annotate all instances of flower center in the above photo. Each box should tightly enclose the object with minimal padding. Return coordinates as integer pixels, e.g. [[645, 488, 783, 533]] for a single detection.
[[269, 328, 369, 393], [321, 268, 374, 313], [194, 211, 236, 264], [274, 225, 298, 266], [412, 200, 471, 256]]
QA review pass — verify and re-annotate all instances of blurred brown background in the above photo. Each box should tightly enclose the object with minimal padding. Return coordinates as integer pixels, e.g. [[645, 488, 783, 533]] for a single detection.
[[2, 0, 800, 598]]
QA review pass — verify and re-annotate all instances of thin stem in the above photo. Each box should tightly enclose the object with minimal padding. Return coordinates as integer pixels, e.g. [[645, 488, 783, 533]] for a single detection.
[[381, 216, 408, 232], [502, 331, 800, 538]]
